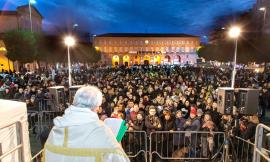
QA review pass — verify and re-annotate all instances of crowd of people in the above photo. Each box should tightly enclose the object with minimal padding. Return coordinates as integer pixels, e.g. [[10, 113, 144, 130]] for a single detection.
[[0, 64, 269, 159]]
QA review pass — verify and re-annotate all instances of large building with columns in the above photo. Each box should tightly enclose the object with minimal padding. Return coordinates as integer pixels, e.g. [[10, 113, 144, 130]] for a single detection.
[[93, 33, 200, 66]]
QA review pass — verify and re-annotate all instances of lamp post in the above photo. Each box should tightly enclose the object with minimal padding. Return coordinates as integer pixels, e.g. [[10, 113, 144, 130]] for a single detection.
[[28, 0, 36, 32], [259, 7, 267, 28], [228, 26, 241, 88], [144, 40, 149, 65], [64, 36, 76, 87]]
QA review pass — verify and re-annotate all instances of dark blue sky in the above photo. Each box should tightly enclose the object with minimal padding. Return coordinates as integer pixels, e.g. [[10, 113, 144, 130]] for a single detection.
[[0, 0, 256, 36]]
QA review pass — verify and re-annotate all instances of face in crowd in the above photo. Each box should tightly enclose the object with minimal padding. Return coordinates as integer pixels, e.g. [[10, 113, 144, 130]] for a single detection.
[[149, 108, 156, 116]]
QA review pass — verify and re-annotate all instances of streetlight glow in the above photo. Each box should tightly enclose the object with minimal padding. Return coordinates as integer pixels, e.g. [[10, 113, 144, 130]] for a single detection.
[[145, 40, 149, 44], [228, 26, 241, 88], [259, 7, 267, 27], [29, 0, 36, 4], [64, 36, 76, 87], [64, 36, 75, 47], [259, 7, 266, 11], [228, 26, 241, 38]]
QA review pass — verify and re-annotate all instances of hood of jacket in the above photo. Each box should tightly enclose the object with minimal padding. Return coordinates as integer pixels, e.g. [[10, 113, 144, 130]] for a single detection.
[[53, 105, 99, 127]]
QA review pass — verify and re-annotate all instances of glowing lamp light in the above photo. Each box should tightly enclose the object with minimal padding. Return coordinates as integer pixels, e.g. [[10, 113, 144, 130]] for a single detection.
[[259, 7, 266, 11], [228, 27, 241, 38], [29, 0, 36, 4], [64, 36, 75, 47], [0, 47, 7, 52], [145, 40, 149, 44], [95, 46, 100, 51]]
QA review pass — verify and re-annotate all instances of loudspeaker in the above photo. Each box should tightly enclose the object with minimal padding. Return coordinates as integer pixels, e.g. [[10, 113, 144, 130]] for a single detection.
[[217, 87, 234, 115], [49, 86, 65, 111], [236, 88, 259, 115], [69, 85, 84, 103]]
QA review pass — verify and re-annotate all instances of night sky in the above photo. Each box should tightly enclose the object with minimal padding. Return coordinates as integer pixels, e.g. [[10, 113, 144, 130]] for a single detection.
[[0, 0, 256, 36]]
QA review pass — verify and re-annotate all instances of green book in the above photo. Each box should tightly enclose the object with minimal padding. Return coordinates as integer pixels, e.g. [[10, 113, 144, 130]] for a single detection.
[[104, 118, 128, 142]]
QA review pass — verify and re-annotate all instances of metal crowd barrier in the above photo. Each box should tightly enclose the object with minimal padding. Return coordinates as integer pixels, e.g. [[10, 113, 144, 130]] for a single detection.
[[233, 136, 254, 162], [37, 111, 63, 135], [253, 123, 270, 162], [27, 110, 39, 134], [121, 131, 147, 162], [31, 149, 43, 162], [38, 99, 58, 112], [0, 122, 25, 162], [149, 131, 225, 162]]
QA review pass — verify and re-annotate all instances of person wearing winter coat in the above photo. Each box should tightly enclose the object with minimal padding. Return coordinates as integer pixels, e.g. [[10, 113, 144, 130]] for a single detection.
[[173, 110, 186, 147], [183, 107, 201, 157], [201, 113, 217, 158], [131, 112, 145, 131], [145, 106, 162, 135], [160, 110, 175, 157]]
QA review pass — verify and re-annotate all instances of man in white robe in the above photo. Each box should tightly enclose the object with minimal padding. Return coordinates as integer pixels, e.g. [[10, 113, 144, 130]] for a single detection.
[[44, 86, 130, 162]]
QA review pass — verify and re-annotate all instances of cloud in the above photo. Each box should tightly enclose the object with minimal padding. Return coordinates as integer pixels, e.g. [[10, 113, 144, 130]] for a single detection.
[[0, 0, 256, 35]]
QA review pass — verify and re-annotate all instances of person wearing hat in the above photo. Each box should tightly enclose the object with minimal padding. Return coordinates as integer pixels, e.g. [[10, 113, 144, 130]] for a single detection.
[[184, 107, 201, 132], [184, 107, 201, 157]]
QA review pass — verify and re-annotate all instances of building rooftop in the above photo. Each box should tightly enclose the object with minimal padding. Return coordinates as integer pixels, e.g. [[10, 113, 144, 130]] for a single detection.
[[17, 5, 43, 18], [0, 11, 17, 16], [0, 5, 43, 18], [96, 33, 199, 38]]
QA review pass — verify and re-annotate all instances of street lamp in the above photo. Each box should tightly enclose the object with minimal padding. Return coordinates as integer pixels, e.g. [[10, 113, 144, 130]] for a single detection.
[[228, 26, 241, 88], [64, 36, 76, 87], [259, 7, 267, 28], [28, 0, 36, 32]]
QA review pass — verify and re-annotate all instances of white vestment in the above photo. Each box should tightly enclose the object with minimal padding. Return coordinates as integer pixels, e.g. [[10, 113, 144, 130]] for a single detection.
[[44, 105, 130, 162]]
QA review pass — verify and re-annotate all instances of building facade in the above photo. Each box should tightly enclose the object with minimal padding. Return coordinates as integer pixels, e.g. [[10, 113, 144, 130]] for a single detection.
[[93, 33, 200, 66], [0, 5, 42, 71]]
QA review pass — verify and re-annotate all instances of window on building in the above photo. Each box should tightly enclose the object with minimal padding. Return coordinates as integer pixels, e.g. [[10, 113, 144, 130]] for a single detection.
[[181, 47, 185, 52], [186, 47, 190, 53]]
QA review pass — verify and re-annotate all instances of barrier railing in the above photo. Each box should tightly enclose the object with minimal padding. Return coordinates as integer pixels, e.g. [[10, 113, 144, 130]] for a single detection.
[[253, 123, 270, 162], [0, 122, 25, 162], [37, 111, 63, 135], [31, 149, 43, 162], [38, 99, 57, 112], [31, 131, 148, 162], [233, 136, 254, 162], [121, 131, 147, 162], [27, 110, 39, 134], [149, 131, 225, 162], [32, 129, 269, 162]]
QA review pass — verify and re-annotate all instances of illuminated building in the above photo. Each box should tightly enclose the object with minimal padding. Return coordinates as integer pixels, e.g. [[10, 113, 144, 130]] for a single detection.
[[93, 33, 200, 66], [0, 5, 42, 71]]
